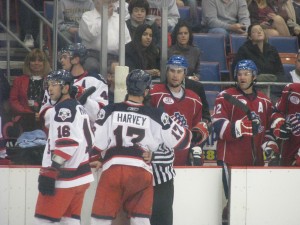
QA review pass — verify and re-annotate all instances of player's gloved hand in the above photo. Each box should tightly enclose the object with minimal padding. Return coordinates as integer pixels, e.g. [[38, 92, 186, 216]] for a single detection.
[[190, 146, 203, 166], [262, 141, 280, 166], [191, 122, 209, 145], [271, 118, 292, 140], [70, 85, 85, 99], [38, 167, 59, 196], [234, 113, 260, 138]]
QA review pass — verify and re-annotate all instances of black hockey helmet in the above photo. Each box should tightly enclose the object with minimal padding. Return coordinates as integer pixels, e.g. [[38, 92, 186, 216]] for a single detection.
[[126, 69, 152, 96], [44, 69, 73, 90], [58, 43, 87, 61]]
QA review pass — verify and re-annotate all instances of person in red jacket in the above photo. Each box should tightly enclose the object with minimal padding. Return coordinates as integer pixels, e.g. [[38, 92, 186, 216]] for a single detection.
[[9, 49, 51, 132]]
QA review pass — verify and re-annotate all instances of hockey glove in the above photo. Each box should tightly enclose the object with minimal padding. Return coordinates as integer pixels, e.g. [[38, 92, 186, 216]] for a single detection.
[[262, 141, 280, 166], [190, 146, 203, 166], [38, 167, 59, 196], [191, 122, 209, 145], [77, 86, 96, 105], [233, 113, 260, 138], [271, 118, 292, 140]]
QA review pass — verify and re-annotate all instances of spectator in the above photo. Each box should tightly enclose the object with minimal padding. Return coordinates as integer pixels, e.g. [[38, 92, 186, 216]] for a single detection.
[[168, 20, 201, 79], [90, 69, 192, 225], [247, 0, 290, 37], [232, 24, 288, 102], [57, 0, 94, 48], [147, 0, 180, 32], [79, 0, 131, 73], [40, 43, 108, 124], [125, 24, 161, 78], [150, 55, 209, 225], [34, 70, 94, 225], [126, 0, 161, 47], [212, 60, 276, 222], [268, 0, 300, 36], [201, 0, 250, 39], [19, 0, 43, 47], [9, 49, 51, 132], [289, 51, 300, 82], [270, 83, 300, 166]]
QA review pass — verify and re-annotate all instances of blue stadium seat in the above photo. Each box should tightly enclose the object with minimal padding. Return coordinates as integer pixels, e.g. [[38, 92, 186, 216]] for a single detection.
[[205, 91, 219, 112], [193, 33, 228, 76], [229, 34, 247, 54], [44, 1, 54, 22], [268, 36, 299, 53], [178, 6, 190, 21], [198, 61, 221, 91]]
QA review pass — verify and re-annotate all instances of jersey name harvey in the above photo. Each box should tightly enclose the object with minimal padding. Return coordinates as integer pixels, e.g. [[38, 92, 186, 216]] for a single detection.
[[113, 112, 149, 127]]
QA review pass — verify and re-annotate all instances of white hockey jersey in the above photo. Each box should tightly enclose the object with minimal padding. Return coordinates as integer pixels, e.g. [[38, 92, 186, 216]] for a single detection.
[[42, 98, 94, 188], [40, 71, 108, 124], [93, 101, 192, 173]]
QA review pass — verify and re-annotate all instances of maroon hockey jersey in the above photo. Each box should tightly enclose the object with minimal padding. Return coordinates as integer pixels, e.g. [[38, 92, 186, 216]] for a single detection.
[[212, 87, 273, 166], [150, 84, 203, 165], [272, 83, 300, 165]]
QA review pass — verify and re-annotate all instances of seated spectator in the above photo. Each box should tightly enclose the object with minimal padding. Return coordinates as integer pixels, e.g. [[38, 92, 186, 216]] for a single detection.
[[288, 51, 300, 82], [201, 0, 250, 39], [267, 0, 300, 36], [125, 24, 160, 78], [177, 0, 201, 29], [57, 0, 94, 49], [126, 0, 161, 47], [147, 0, 180, 32], [79, 0, 131, 73], [9, 49, 51, 132], [232, 24, 288, 102], [247, 0, 290, 37], [168, 20, 200, 79]]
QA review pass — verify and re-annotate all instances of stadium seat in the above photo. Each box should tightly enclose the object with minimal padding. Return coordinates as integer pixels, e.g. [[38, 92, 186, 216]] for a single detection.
[[193, 33, 229, 78], [229, 34, 247, 54], [268, 36, 299, 53], [205, 90, 219, 112], [198, 61, 221, 91], [178, 6, 190, 21]]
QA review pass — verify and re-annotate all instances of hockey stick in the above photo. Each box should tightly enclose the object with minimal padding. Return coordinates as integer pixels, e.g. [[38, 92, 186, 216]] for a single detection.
[[223, 93, 258, 165], [78, 86, 96, 105]]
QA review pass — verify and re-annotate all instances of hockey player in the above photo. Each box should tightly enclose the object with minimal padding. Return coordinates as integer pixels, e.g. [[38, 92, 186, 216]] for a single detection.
[[270, 83, 300, 166], [40, 43, 108, 123], [89, 69, 192, 225], [149, 55, 209, 225], [212, 59, 277, 222], [34, 70, 94, 225]]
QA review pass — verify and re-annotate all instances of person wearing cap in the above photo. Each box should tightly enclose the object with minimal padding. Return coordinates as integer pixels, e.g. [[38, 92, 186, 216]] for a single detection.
[[212, 59, 277, 223]]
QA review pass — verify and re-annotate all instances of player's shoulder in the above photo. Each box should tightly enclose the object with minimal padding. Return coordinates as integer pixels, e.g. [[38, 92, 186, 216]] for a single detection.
[[150, 83, 166, 94], [86, 70, 107, 84], [185, 88, 201, 100], [54, 99, 81, 123], [285, 82, 300, 91]]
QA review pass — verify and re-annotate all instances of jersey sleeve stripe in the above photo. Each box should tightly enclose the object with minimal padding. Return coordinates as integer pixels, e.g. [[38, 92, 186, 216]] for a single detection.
[[55, 138, 79, 148]]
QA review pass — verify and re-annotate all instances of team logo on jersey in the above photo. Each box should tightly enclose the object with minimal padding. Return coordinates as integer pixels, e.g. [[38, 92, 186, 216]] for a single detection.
[[290, 96, 300, 105], [127, 107, 139, 112], [58, 108, 71, 121], [97, 108, 105, 120], [287, 113, 300, 136], [172, 112, 188, 128], [163, 97, 174, 104], [161, 112, 171, 126]]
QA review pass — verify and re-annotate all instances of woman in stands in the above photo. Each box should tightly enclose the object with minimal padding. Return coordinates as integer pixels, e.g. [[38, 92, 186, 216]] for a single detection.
[[126, 0, 161, 47], [125, 24, 161, 78], [247, 0, 290, 37], [168, 20, 201, 80], [232, 24, 289, 103], [9, 49, 51, 132]]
